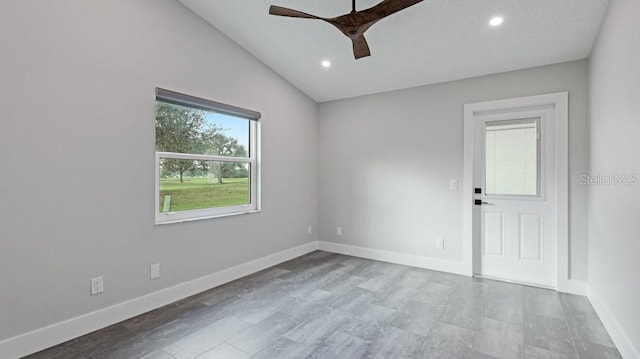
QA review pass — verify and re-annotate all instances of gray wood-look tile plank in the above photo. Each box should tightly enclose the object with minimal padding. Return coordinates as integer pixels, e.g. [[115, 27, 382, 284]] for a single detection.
[[363, 326, 425, 359], [91, 333, 170, 359], [320, 273, 366, 295], [225, 312, 299, 355], [483, 294, 524, 326], [356, 273, 399, 292], [472, 317, 524, 359], [390, 300, 439, 336], [327, 287, 377, 314], [194, 343, 250, 359], [24, 322, 136, 359], [524, 344, 578, 359], [417, 321, 476, 359], [462, 351, 501, 359], [348, 261, 386, 279], [345, 302, 396, 326], [523, 313, 578, 358], [276, 262, 343, 285], [278, 289, 335, 322], [372, 284, 419, 309], [276, 251, 339, 272], [482, 278, 524, 299], [438, 292, 485, 331], [410, 281, 453, 306], [198, 268, 291, 304], [573, 341, 623, 359], [304, 330, 371, 359], [558, 293, 597, 315], [428, 271, 476, 286], [163, 316, 251, 359], [141, 350, 178, 359], [123, 296, 211, 333], [564, 310, 616, 348], [283, 311, 349, 346], [523, 291, 565, 319], [23, 339, 96, 359], [379, 262, 411, 274], [250, 337, 315, 359], [337, 317, 386, 342], [396, 269, 433, 288]]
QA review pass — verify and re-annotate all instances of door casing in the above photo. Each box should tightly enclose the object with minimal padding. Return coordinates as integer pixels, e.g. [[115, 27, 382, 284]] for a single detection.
[[462, 92, 584, 294]]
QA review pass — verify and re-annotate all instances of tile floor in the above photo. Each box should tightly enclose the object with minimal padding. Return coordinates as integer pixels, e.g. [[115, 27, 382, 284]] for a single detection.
[[25, 251, 621, 359]]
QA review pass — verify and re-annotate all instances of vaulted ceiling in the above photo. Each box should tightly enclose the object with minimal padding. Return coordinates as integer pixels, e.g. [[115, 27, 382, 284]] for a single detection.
[[179, 0, 610, 102]]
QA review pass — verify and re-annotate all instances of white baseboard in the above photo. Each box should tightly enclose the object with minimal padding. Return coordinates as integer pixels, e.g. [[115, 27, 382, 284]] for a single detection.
[[0, 241, 319, 359], [318, 241, 468, 276], [587, 285, 639, 359], [557, 278, 587, 296]]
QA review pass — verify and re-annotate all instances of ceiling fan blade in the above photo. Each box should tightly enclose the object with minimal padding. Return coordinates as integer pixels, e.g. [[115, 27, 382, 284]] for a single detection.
[[269, 5, 321, 19], [366, 0, 424, 18], [352, 34, 371, 59]]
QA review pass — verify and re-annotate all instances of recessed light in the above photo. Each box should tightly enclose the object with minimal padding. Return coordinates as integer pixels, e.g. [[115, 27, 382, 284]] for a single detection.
[[321, 60, 331, 68], [489, 16, 504, 27]]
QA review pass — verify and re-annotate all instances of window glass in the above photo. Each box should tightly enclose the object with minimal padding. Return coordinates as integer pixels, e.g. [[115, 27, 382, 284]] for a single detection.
[[159, 160, 250, 212], [155, 102, 249, 158], [485, 118, 539, 196]]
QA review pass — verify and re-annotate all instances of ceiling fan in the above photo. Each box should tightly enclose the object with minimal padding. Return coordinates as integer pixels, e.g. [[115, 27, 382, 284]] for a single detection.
[[269, 0, 424, 60]]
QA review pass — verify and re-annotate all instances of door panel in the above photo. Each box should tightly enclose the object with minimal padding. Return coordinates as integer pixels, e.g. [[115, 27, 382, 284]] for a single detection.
[[520, 214, 542, 261], [483, 212, 504, 256]]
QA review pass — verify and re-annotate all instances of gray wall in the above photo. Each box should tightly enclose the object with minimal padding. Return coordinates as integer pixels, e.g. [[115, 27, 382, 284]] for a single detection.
[[318, 61, 589, 278], [0, 0, 318, 340], [589, 0, 640, 352]]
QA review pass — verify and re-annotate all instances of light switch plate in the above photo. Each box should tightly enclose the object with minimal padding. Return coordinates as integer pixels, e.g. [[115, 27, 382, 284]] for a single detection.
[[449, 179, 458, 190], [150, 264, 160, 280]]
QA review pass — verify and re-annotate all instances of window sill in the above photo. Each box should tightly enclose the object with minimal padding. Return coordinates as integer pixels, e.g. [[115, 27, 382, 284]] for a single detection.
[[155, 209, 261, 225]]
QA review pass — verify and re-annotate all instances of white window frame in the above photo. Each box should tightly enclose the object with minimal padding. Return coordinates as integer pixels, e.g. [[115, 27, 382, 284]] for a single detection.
[[154, 88, 261, 225]]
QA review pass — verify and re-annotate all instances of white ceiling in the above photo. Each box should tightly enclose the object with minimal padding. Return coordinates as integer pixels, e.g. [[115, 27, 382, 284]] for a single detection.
[[179, 0, 610, 103]]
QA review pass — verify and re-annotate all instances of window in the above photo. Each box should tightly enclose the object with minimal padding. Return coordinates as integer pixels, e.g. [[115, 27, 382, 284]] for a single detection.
[[485, 118, 540, 196], [155, 88, 260, 224]]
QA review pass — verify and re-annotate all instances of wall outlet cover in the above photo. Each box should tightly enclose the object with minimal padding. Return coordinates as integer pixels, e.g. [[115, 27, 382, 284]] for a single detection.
[[90, 276, 104, 295]]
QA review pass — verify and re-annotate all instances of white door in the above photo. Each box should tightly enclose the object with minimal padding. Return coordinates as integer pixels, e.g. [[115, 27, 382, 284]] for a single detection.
[[473, 108, 557, 288]]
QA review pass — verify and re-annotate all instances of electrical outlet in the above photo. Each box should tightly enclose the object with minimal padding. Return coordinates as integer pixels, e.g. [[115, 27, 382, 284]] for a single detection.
[[436, 238, 445, 250], [336, 226, 342, 236], [90, 276, 104, 295], [150, 263, 161, 280], [307, 226, 313, 235]]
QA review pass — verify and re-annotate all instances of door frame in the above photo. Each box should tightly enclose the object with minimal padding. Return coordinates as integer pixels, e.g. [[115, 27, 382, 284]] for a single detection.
[[462, 92, 581, 294]]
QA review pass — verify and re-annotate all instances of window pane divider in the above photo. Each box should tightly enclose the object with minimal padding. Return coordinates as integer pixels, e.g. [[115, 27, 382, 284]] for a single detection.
[[156, 151, 254, 163]]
